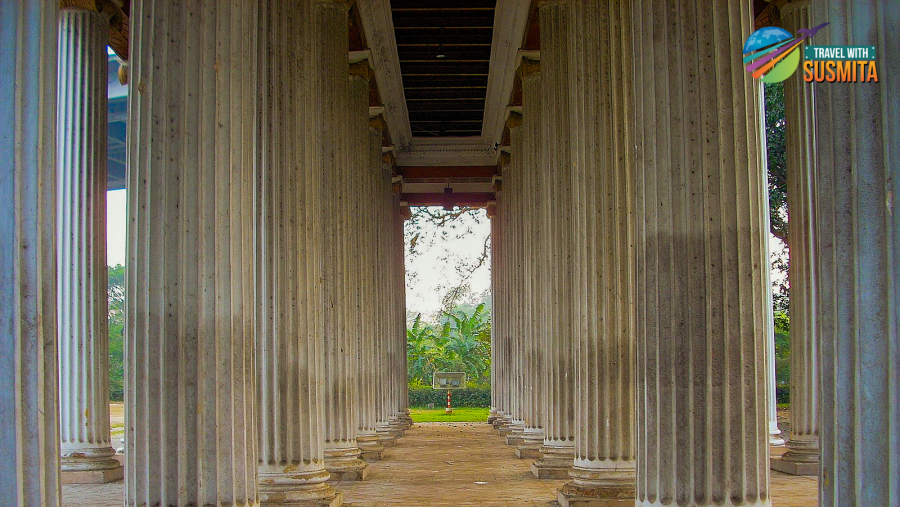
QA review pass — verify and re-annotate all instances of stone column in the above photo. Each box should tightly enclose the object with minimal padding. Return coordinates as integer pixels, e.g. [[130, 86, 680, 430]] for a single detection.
[[376, 157, 400, 446], [632, 1, 771, 506], [487, 198, 499, 425], [810, 1, 899, 505], [124, 1, 258, 505], [321, 0, 367, 482], [532, 0, 576, 480], [494, 154, 514, 435], [55, 3, 122, 484], [768, 0, 819, 477], [357, 114, 386, 461], [395, 204, 413, 430], [505, 113, 527, 446], [558, 1, 635, 504], [488, 196, 507, 426], [255, 1, 342, 505], [0, 1, 60, 505], [517, 58, 546, 460]]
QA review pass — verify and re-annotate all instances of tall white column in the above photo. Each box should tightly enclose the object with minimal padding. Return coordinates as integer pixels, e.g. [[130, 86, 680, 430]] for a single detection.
[[517, 58, 545, 460], [0, 1, 61, 505], [375, 157, 398, 445], [321, 0, 367, 482], [559, 1, 635, 504], [394, 202, 413, 430], [533, 0, 576, 480], [632, 1, 771, 506], [357, 114, 386, 461], [505, 113, 527, 446], [493, 153, 513, 434], [810, 1, 899, 505], [124, 1, 258, 505], [56, 4, 122, 483], [769, 0, 818, 477], [255, 1, 342, 505]]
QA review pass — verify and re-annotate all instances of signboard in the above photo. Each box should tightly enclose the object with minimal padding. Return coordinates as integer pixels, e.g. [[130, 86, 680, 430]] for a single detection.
[[432, 372, 466, 390]]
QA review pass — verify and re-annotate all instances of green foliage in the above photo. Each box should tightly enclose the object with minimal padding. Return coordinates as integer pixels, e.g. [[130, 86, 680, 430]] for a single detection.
[[409, 407, 490, 422], [108, 264, 125, 401], [407, 303, 491, 388], [774, 311, 790, 404], [408, 386, 491, 408], [764, 82, 790, 313]]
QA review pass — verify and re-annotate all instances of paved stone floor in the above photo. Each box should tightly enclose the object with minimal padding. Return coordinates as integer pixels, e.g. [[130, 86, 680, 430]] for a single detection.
[[62, 422, 817, 506]]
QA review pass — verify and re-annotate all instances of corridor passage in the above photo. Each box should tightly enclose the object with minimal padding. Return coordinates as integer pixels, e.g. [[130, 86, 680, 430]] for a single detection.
[[63, 421, 818, 507]]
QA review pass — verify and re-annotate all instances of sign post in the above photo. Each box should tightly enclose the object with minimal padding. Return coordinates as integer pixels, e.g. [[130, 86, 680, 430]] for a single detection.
[[432, 372, 466, 415]]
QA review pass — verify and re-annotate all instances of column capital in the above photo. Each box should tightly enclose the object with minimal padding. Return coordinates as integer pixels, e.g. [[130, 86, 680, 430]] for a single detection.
[[369, 114, 386, 132], [349, 59, 373, 80], [506, 111, 523, 130], [518, 58, 541, 80]]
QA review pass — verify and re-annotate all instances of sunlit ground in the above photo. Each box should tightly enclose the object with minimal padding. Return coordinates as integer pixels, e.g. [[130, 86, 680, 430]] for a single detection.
[[409, 407, 489, 423]]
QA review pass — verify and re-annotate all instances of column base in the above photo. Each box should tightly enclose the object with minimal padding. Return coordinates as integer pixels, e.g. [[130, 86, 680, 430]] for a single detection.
[[557, 461, 636, 507], [516, 444, 543, 459], [532, 443, 575, 479], [770, 436, 819, 476], [60, 465, 124, 484], [324, 445, 368, 482], [516, 428, 544, 459], [377, 434, 396, 447], [770, 457, 818, 476], [357, 434, 385, 461], [505, 421, 526, 445], [259, 466, 343, 506]]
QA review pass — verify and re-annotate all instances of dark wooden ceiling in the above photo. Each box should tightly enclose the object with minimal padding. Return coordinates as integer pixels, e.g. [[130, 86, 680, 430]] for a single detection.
[[392, 0, 496, 138]]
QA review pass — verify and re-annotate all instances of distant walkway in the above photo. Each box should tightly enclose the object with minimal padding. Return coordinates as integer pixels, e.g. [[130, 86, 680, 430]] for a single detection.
[[62, 422, 817, 507]]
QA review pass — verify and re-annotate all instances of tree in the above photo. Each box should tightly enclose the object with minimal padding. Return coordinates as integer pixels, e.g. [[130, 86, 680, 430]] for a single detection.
[[406, 302, 492, 388], [108, 264, 125, 401], [764, 82, 790, 313]]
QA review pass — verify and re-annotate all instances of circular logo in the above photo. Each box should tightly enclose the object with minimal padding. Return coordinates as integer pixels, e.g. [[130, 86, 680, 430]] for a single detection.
[[743, 26, 801, 83]]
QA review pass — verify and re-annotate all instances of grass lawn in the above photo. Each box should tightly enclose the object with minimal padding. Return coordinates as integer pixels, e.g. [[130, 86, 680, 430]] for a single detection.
[[409, 407, 490, 423]]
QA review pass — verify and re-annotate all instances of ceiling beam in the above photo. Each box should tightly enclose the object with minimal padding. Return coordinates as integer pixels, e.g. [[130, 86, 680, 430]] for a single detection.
[[357, 0, 412, 151], [401, 192, 495, 208], [398, 166, 496, 181], [481, 0, 531, 145]]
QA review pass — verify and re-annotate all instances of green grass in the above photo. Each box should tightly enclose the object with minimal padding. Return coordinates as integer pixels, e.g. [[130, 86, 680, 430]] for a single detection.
[[409, 407, 490, 422]]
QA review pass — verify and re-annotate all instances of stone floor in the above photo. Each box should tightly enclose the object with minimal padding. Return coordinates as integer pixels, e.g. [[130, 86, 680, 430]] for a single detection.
[[62, 422, 818, 506]]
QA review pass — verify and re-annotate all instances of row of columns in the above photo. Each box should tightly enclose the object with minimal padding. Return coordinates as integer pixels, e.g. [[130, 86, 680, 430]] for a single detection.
[[488, 0, 898, 506], [0, 1, 412, 506]]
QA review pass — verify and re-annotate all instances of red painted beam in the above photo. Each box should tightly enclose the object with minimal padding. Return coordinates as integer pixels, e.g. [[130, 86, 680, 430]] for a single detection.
[[401, 192, 494, 208], [398, 166, 496, 181]]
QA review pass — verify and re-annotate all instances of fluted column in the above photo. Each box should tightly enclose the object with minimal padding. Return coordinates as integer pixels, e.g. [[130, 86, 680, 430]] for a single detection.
[[532, 0, 576, 480], [516, 58, 546, 460], [255, 2, 342, 505], [394, 202, 413, 429], [632, 1, 771, 506], [769, 0, 819, 477], [487, 197, 500, 425], [321, 0, 367, 481], [810, 1, 899, 505], [489, 194, 507, 426], [494, 153, 514, 435], [357, 114, 386, 461], [375, 158, 400, 446], [505, 113, 527, 446], [56, 4, 122, 483], [125, 1, 258, 505], [0, 1, 60, 504], [559, 1, 635, 504]]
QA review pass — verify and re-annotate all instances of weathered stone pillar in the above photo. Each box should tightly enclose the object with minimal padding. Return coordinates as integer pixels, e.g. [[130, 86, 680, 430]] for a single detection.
[[321, 0, 367, 482], [532, 0, 576, 480], [810, 1, 899, 504], [357, 114, 386, 461], [487, 197, 500, 425], [376, 158, 401, 446], [489, 194, 508, 427], [0, 1, 60, 504], [389, 198, 411, 432], [516, 58, 546, 460], [55, 3, 122, 484], [768, 0, 818, 477], [632, 1, 771, 506], [505, 113, 527, 446], [559, 1, 635, 504], [494, 153, 514, 435], [255, 1, 342, 505], [124, 1, 259, 505]]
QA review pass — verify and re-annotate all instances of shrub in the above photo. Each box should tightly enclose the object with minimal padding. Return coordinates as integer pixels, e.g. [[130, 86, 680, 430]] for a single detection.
[[408, 386, 491, 408]]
